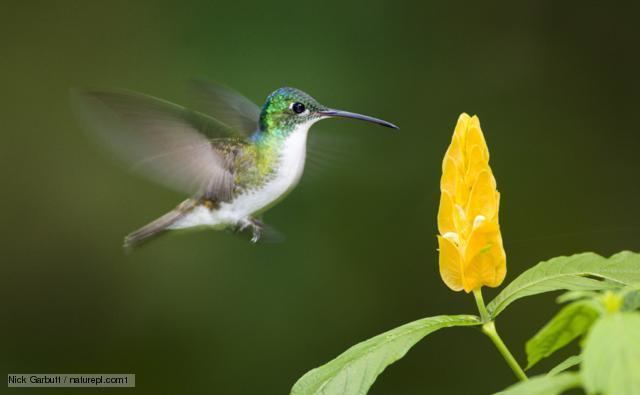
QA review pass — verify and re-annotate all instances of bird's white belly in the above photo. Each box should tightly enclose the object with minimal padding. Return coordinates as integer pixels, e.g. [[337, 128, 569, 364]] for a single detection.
[[169, 125, 310, 230]]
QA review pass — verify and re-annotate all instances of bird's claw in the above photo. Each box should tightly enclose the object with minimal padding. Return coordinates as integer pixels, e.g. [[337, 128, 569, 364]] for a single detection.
[[237, 218, 262, 243], [249, 219, 263, 243]]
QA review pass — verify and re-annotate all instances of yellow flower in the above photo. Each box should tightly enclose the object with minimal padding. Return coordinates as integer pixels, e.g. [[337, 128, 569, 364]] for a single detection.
[[437, 114, 506, 292]]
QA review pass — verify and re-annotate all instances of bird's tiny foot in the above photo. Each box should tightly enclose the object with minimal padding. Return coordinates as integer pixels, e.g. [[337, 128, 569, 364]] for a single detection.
[[249, 219, 263, 243], [250, 232, 260, 243], [238, 219, 251, 232], [236, 218, 263, 243]]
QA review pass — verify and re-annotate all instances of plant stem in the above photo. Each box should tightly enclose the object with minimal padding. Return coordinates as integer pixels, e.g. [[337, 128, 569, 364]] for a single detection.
[[473, 288, 528, 381], [473, 289, 490, 323], [482, 321, 528, 381]]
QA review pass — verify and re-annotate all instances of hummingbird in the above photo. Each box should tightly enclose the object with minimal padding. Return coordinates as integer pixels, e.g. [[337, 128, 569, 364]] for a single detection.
[[74, 81, 398, 248]]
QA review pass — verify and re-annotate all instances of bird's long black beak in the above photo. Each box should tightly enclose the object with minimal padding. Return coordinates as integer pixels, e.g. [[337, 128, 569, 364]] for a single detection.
[[319, 109, 399, 130]]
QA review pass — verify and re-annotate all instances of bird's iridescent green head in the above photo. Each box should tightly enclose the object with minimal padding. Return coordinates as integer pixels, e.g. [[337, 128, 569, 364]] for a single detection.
[[258, 87, 398, 136], [259, 87, 326, 134]]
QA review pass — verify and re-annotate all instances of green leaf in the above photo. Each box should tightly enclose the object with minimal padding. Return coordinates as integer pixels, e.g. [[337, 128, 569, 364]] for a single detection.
[[290, 315, 480, 395], [488, 251, 640, 317], [547, 355, 582, 377], [555, 290, 599, 304], [526, 301, 599, 369], [621, 284, 640, 311], [494, 372, 581, 395], [623, 290, 640, 311], [582, 311, 640, 395]]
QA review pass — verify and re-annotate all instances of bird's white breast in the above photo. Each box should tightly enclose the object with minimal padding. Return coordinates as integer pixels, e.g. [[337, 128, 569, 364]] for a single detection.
[[222, 123, 310, 218], [170, 122, 313, 229]]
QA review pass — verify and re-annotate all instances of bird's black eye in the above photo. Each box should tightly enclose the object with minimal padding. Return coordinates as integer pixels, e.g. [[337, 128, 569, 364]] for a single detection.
[[292, 102, 306, 114]]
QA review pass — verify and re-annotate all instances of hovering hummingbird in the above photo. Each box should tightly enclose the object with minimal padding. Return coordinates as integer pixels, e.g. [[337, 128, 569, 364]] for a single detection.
[[74, 81, 398, 248]]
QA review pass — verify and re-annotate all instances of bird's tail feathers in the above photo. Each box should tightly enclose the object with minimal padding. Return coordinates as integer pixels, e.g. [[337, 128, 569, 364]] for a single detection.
[[123, 200, 195, 251]]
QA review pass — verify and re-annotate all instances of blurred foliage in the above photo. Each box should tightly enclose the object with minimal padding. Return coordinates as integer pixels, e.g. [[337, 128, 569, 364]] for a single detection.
[[1, 1, 640, 394], [500, 284, 640, 394], [291, 252, 640, 394]]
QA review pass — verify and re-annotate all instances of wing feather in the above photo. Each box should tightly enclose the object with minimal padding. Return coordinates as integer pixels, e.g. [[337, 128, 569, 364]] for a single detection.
[[190, 79, 261, 136], [72, 89, 241, 201]]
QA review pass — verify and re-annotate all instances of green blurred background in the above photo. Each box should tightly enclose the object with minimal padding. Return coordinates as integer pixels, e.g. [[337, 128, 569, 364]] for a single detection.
[[2, 1, 639, 394]]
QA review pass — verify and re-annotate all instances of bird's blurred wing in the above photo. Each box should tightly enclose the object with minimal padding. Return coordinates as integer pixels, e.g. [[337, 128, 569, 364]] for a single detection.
[[72, 90, 239, 201], [190, 79, 261, 136]]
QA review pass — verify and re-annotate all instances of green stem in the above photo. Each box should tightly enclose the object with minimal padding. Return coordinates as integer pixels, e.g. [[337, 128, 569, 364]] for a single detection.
[[473, 289, 528, 381], [473, 289, 490, 323], [482, 321, 528, 381]]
